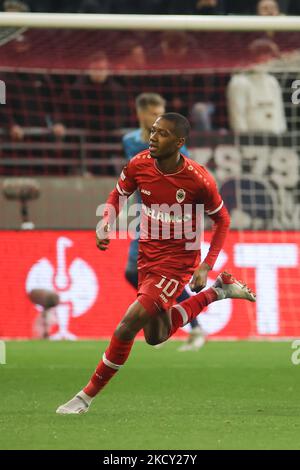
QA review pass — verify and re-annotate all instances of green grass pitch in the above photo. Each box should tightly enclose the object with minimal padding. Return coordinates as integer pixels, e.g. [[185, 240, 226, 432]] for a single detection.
[[0, 340, 299, 450]]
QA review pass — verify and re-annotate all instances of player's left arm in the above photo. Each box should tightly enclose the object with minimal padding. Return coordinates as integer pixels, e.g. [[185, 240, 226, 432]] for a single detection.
[[96, 160, 138, 250], [190, 172, 230, 292]]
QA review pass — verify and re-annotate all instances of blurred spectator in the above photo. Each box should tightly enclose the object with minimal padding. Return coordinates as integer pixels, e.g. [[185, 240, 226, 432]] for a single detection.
[[2, 72, 66, 141], [227, 38, 286, 134], [249, 36, 280, 59], [9, 32, 32, 55], [160, 31, 201, 67], [3, 0, 30, 11], [62, 51, 127, 132], [256, 0, 281, 15], [2, 31, 65, 140], [118, 39, 147, 70]]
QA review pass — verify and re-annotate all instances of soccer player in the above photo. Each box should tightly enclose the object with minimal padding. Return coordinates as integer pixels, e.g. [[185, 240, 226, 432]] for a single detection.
[[57, 113, 256, 414], [123, 92, 206, 351]]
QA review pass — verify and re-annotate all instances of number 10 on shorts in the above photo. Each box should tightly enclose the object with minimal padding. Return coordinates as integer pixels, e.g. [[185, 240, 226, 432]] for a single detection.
[[155, 276, 179, 297]]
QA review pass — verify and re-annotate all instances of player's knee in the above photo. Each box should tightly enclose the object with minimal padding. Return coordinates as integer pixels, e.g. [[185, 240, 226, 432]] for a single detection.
[[114, 321, 136, 341], [144, 336, 162, 346]]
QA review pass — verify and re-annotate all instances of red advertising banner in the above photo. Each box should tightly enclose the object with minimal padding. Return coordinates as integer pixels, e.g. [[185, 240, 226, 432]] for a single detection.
[[0, 231, 299, 339]]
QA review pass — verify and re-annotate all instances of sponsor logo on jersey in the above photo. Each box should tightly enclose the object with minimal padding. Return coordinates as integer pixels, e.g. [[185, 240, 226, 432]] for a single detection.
[[176, 189, 186, 203], [141, 189, 151, 196], [142, 203, 191, 224]]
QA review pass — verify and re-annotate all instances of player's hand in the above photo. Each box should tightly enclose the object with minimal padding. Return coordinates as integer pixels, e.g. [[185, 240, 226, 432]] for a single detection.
[[96, 223, 110, 251], [189, 262, 211, 293]]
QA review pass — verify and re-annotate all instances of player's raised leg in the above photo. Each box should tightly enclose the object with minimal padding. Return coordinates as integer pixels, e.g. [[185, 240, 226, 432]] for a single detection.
[[56, 300, 152, 415], [167, 272, 256, 339]]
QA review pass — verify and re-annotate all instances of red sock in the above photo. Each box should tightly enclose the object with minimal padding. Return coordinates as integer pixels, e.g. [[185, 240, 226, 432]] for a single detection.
[[83, 334, 134, 397], [168, 287, 218, 338]]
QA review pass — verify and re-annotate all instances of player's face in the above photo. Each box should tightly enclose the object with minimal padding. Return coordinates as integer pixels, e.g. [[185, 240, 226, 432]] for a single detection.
[[149, 118, 184, 160], [138, 104, 165, 131]]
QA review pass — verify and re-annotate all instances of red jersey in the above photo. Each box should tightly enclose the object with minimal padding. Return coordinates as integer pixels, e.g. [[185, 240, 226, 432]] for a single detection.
[[111, 150, 225, 280]]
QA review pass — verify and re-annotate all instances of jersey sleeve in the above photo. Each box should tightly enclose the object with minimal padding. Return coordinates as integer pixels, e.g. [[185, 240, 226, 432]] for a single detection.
[[115, 158, 138, 197], [199, 169, 224, 216]]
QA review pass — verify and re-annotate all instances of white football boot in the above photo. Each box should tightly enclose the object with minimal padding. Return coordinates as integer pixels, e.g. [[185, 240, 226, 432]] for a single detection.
[[212, 271, 256, 302], [56, 391, 92, 415]]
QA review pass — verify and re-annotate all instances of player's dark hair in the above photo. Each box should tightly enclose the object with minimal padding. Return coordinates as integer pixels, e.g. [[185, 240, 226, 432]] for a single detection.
[[136, 93, 166, 111], [159, 112, 191, 138]]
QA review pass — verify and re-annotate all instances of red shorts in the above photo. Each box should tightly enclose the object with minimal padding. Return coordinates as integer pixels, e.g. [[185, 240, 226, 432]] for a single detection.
[[137, 268, 190, 315]]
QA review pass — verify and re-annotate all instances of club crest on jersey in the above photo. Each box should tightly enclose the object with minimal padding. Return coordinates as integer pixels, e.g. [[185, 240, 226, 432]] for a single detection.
[[176, 189, 186, 203]]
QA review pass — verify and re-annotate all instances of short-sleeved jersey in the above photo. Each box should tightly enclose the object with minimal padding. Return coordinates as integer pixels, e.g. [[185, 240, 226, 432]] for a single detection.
[[116, 150, 223, 278]]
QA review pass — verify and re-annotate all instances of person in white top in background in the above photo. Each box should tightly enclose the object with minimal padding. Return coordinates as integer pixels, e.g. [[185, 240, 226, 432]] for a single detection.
[[227, 38, 287, 135]]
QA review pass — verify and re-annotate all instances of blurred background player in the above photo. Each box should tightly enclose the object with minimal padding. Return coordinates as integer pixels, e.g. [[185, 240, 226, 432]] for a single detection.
[[123, 93, 206, 351]]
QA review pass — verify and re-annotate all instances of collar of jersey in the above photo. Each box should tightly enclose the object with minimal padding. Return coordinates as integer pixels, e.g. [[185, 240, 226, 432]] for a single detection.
[[153, 154, 187, 176]]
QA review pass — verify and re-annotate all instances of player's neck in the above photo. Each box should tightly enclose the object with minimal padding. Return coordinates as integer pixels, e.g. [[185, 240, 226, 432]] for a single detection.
[[155, 152, 183, 174]]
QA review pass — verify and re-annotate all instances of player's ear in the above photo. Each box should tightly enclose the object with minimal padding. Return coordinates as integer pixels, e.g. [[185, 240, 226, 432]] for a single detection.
[[177, 137, 185, 148]]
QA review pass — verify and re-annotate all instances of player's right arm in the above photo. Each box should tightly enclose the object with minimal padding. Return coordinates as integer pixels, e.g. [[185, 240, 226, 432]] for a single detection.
[[96, 159, 138, 250], [190, 167, 231, 291]]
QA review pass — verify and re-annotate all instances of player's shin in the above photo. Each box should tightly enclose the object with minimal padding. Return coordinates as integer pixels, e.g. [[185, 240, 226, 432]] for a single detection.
[[83, 333, 134, 398], [167, 288, 218, 338]]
